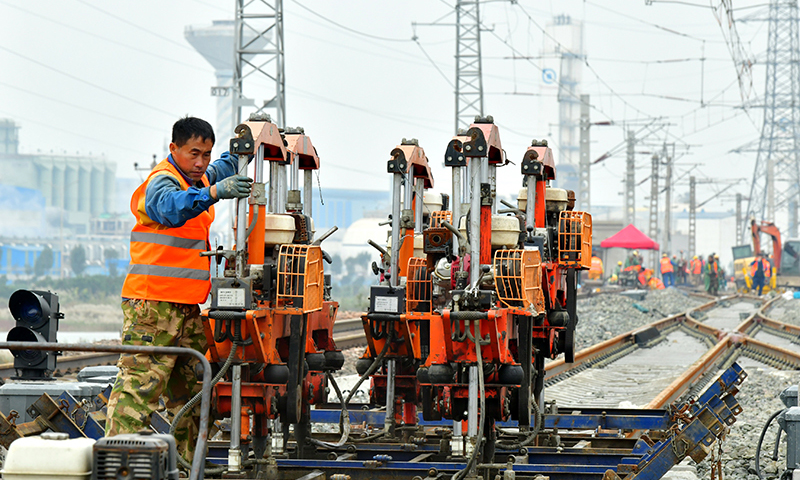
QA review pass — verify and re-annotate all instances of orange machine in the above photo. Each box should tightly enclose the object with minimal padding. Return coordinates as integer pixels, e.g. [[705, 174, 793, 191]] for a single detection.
[[358, 138, 435, 435], [358, 118, 591, 469], [751, 218, 783, 272], [200, 116, 342, 470]]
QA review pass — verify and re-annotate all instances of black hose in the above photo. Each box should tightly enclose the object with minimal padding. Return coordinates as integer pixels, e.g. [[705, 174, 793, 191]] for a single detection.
[[308, 372, 351, 449], [756, 409, 785, 480], [342, 339, 393, 442], [495, 400, 542, 449], [173, 344, 240, 474]]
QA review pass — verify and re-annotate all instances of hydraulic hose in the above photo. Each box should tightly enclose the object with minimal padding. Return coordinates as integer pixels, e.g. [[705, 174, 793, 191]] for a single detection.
[[756, 409, 785, 480], [306, 339, 392, 448], [173, 344, 240, 474], [495, 399, 542, 450], [308, 372, 351, 449]]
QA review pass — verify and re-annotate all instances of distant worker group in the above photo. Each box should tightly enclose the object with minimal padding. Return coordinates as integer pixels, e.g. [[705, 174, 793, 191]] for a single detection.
[[599, 249, 739, 296]]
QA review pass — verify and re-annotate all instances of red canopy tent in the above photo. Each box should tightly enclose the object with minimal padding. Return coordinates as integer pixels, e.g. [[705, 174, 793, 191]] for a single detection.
[[600, 224, 660, 250]]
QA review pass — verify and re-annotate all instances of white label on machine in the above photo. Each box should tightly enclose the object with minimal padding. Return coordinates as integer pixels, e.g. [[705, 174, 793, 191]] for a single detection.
[[217, 288, 246, 308], [374, 296, 399, 313]]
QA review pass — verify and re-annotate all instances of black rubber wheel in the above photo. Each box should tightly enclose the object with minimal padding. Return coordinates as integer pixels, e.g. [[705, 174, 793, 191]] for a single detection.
[[498, 364, 524, 385], [324, 350, 345, 370], [429, 364, 455, 384], [306, 353, 326, 371], [355, 358, 373, 376]]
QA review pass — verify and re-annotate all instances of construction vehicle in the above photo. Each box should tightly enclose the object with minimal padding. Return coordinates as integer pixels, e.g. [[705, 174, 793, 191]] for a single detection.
[[732, 218, 800, 292], [199, 114, 343, 471]]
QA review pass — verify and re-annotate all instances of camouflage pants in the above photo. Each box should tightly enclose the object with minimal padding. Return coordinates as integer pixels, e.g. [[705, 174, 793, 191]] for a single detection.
[[105, 299, 207, 463]]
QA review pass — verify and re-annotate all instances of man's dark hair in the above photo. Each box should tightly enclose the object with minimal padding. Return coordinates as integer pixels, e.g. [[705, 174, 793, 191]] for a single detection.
[[172, 117, 215, 147]]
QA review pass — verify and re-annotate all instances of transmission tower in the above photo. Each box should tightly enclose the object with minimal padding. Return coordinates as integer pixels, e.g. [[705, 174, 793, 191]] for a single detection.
[[745, 0, 800, 238], [648, 154, 659, 267], [233, 0, 286, 127], [455, 0, 484, 132]]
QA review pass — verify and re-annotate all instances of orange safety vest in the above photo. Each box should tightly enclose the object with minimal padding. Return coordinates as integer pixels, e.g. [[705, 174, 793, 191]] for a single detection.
[[750, 258, 772, 278], [691, 259, 702, 274], [660, 257, 674, 274], [121, 159, 215, 304], [590, 256, 603, 273]]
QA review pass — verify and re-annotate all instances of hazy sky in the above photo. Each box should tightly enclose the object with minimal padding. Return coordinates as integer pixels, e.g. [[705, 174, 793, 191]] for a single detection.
[[0, 0, 770, 215]]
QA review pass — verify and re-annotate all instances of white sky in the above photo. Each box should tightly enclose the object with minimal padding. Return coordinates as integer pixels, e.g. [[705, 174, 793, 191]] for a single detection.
[[0, 0, 772, 218]]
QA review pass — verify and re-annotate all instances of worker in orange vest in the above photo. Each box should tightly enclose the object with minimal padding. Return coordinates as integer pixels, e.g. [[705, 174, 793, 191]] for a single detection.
[[588, 255, 604, 280], [660, 253, 675, 287], [690, 255, 702, 286], [749, 252, 772, 295], [105, 117, 252, 463]]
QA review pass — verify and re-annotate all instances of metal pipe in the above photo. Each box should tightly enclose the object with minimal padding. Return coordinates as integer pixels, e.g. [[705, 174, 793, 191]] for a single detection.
[[304, 170, 313, 216], [269, 162, 278, 214], [254, 145, 265, 183], [526, 176, 536, 231], [470, 157, 482, 287], [385, 358, 396, 435], [390, 173, 403, 287], [278, 164, 288, 213], [229, 364, 243, 472], [468, 365, 478, 437], [404, 172, 413, 209], [452, 165, 461, 254], [489, 165, 497, 214], [414, 178, 424, 232], [290, 153, 299, 190], [235, 154, 249, 277], [0, 342, 212, 480]]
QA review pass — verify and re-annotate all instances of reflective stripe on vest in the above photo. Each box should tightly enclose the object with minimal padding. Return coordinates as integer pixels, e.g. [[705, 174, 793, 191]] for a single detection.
[[127, 264, 210, 281], [130, 231, 206, 250], [660, 257, 673, 273], [121, 158, 214, 304]]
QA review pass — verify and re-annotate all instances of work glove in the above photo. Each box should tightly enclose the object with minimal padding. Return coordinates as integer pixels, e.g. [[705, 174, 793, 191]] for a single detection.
[[216, 175, 253, 199]]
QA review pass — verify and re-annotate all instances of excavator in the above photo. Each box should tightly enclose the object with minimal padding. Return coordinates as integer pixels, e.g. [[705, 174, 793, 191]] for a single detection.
[[732, 218, 800, 292]]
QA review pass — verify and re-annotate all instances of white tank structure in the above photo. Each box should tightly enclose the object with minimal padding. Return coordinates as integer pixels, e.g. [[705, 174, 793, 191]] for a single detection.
[[184, 20, 237, 145]]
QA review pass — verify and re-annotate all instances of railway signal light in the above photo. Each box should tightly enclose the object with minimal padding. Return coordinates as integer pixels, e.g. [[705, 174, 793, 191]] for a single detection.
[[7, 290, 61, 379]]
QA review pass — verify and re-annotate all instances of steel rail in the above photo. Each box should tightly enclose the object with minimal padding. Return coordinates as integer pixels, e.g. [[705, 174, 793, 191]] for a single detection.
[[547, 294, 776, 411]]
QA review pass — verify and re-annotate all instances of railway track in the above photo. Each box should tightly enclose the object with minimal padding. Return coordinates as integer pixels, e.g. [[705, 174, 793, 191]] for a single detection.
[[544, 293, 800, 411]]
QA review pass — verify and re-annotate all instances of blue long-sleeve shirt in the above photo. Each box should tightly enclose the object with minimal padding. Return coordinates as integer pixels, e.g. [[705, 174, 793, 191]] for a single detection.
[[144, 151, 238, 228]]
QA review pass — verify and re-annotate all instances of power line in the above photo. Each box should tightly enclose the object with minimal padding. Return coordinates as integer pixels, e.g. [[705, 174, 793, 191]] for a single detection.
[[0, 45, 176, 118], [0, 80, 163, 132], [0, 1, 211, 73], [74, 0, 200, 53], [289, 0, 414, 43]]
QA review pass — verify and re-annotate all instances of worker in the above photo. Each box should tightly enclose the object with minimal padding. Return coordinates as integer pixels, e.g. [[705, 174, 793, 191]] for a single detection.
[[660, 253, 674, 287], [625, 250, 642, 268], [614, 260, 623, 277], [750, 252, 772, 295], [717, 255, 726, 292], [676, 254, 687, 285], [588, 254, 604, 280], [105, 117, 253, 464], [705, 254, 719, 295], [690, 255, 702, 286]]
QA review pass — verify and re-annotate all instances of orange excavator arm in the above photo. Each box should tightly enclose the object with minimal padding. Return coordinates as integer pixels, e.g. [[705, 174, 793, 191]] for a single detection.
[[751, 218, 782, 274]]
